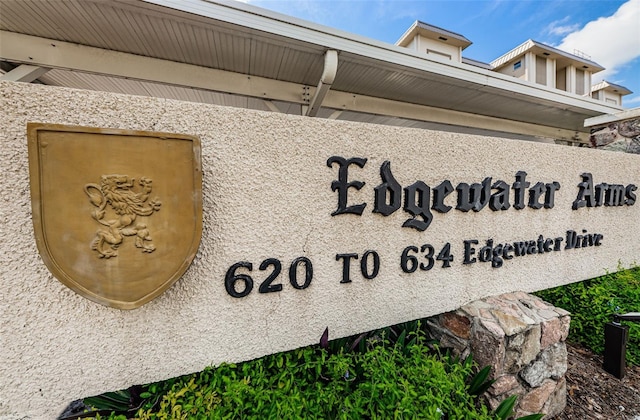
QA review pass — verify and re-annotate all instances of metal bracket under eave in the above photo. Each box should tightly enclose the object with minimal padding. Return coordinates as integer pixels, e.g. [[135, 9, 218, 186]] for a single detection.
[[305, 50, 338, 117], [0, 64, 49, 82]]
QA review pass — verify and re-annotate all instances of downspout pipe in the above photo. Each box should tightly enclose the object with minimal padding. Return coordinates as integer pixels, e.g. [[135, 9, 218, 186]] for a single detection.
[[306, 49, 338, 117]]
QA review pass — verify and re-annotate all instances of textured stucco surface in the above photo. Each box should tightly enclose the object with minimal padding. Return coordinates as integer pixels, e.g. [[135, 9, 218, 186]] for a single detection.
[[1, 81, 639, 418]]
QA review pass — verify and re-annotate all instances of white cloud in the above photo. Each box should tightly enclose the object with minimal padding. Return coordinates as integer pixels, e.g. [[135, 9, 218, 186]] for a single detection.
[[545, 16, 580, 37], [557, 0, 640, 82], [625, 94, 640, 104]]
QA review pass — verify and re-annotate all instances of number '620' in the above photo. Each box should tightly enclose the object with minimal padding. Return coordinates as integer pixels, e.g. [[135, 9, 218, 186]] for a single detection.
[[225, 257, 313, 298]]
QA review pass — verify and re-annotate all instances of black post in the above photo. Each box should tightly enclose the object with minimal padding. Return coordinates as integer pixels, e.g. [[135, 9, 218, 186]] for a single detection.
[[603, 312, 640, 379]]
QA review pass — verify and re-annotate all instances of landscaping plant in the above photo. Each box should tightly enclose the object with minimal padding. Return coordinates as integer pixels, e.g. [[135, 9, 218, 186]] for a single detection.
[[535, 265, 640, 366], [75, 322, 541, 419], [134, 328, 496, 419]]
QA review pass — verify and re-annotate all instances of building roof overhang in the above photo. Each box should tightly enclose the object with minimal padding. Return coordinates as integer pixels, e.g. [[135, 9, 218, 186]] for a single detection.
[[0, 0, 623, 143], [396, 21, 472, 49], [591, 81, 633, 96], [491, 39, 605, 73]]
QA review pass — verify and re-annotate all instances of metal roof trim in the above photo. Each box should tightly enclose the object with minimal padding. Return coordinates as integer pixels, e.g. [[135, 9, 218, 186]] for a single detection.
[[395, 20, 472, 49], [591, 81, 633, 95], [462, 57, 493, 70], [490, 40, 535, 68]]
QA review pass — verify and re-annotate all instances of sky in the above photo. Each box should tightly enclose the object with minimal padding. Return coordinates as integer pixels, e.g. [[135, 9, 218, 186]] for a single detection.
[[237, 0, 640, 107]]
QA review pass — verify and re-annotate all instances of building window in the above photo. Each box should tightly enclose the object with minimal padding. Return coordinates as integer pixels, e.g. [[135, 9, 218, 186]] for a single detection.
[[606, 98, 618, 105], [513, 61, 522, 70]]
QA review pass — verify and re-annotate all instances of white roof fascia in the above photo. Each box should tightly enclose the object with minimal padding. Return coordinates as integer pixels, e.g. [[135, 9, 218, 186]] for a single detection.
[[395, 21, 472, 48], [143, 0, 621, 115], [395, 20, 420, 47], [584, 108, 640, 127], [490, 40, 535, 68], [531, 40, 605, 71], [414, 21, 471, 45], [591, 81, 633, 95]]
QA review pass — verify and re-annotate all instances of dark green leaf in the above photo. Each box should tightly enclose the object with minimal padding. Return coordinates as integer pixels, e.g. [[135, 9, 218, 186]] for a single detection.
[[494, 395, 517, 420], [468, 365, 494, 396]]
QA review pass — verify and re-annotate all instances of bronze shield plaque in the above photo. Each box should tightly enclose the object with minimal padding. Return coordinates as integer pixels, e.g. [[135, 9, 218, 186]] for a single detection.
[[27, 124, 202, 309]]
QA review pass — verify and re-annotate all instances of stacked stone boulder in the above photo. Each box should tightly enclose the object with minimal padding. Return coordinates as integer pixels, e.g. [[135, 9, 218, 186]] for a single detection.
[[589, 115, 640, 154], [426, 291, 570, 418]]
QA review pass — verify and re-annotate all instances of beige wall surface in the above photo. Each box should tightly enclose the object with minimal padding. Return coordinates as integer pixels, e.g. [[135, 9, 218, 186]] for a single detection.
[[1, 81, 639, 418], [419, 35, 461, 61]]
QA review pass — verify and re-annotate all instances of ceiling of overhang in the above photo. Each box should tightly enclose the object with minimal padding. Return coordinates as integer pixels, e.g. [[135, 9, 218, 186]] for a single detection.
[[0, 0, 619, 139], [0, 0, 327, 84]]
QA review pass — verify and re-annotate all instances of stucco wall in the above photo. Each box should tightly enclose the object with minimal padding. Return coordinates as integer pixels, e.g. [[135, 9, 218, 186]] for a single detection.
[[496, 57, 526, 80], [1, 81, 639, 418], [418, 35, 461, 61]]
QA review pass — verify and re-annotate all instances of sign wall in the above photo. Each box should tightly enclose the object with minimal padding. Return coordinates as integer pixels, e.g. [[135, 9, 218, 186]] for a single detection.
[[1, 81, 638, 418]]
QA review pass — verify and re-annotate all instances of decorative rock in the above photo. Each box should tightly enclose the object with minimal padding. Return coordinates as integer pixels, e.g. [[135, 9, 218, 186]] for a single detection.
[[478, 318, 505, 339], [560, 316, 570, 341], [486, 381, 526, 411], [488, 374, 520, 396], [441, 312, 470, 339], [592, 130, 617, 147], [628, 139, 640, 154], [541, 317, 563, 349], [619, 120, 640, 138], [460, 300, 493, 318], [538, 309, 559, 320], [425, 320, 469, 357], [519, 379, 556, 413], [513, 291, 532, 301], [542, 376, 567, 417], [472, 320, 506, 376], [531, 298, 551, 310], [426, 291, 571, 417], [509, 331, 526, 348], [521, 342, 567, 387], [513, 300, 546, 324], [540, 316, 571, 350], [439, 332, 468, 356], [505, 325, 540, 372], [491, 310, 529, 336], [589, 115, 640, 154]]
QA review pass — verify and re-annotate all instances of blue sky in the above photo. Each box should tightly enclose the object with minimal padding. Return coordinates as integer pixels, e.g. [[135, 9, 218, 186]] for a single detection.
[[240, 0, 640, 107]]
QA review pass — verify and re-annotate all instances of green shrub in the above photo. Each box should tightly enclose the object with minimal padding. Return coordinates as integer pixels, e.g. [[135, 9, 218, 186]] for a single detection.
[[78, 321, 542, 420], [535, 265, 640, 366], [133, 330, 502, 419]]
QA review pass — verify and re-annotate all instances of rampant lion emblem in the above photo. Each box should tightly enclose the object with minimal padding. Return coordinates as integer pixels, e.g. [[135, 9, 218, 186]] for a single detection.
[[84, 175, 161, 258]]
